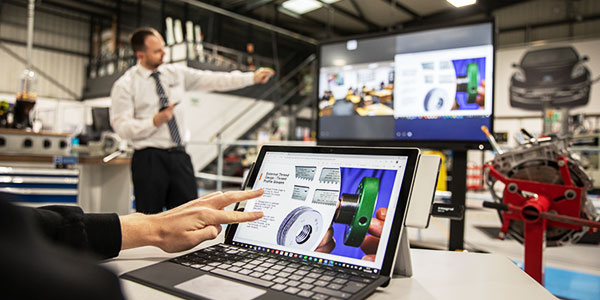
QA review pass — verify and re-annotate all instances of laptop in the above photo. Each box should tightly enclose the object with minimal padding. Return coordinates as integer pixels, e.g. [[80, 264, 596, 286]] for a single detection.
[[121, 146, 420, 300]]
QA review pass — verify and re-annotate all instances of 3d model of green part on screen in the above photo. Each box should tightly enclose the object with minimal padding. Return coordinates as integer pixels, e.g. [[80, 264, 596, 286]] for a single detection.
[[456, 62, 480, 104], [334, 177, 380, 247]]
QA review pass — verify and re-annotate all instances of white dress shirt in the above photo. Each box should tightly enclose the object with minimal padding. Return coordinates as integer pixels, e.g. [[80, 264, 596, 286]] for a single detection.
[[110, 63, 255, 150]]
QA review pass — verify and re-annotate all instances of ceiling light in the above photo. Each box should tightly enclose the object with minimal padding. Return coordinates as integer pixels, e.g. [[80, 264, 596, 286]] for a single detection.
[[281, 0, 322, 14], [346, 40, 357, 50], [332, 59, 346, 66], [446, 0, 476, 8]]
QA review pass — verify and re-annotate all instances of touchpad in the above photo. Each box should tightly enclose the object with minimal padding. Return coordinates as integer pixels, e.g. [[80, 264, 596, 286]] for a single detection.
[[175, 274, 266, 300]]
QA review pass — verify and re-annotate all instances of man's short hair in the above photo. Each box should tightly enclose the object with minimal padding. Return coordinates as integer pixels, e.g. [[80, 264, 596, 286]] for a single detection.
[[130, 27, 158, 52]]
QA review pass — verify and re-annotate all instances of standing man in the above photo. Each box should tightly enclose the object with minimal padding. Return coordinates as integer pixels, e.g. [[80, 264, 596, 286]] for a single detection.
[[110, 27, 274, 214]]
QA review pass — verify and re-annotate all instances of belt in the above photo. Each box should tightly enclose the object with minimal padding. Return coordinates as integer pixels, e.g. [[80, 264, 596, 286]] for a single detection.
[[138, 146, 186, 153]]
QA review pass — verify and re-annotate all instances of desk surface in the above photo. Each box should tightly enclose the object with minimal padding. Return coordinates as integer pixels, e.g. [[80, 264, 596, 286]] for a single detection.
[[103, 240, 557, 300]]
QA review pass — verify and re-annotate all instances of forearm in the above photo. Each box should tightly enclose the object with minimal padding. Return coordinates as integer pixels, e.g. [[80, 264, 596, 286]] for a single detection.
[[119, 213, 161, 250]]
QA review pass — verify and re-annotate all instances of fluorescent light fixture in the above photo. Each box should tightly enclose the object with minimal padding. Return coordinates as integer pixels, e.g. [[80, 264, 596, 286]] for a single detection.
[[281, 0, 322, 14], [446, 0, 476, 8], [332, 59, 346, 66], [346, 40, 357, 50], [368, 63, 378, 69]]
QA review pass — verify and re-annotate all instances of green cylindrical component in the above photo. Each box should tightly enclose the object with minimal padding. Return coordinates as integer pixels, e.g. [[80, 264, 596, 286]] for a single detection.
[[336, 177, 379, 247]]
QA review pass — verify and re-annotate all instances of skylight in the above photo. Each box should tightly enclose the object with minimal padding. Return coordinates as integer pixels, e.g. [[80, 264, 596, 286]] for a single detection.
[[447, 0, 477, 8], [281, 0, 323, 15]]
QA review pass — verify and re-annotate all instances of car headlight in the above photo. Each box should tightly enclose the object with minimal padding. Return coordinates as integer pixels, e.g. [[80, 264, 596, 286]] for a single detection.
[[513, 69, 526, 82], [571, 64, 586, 79]]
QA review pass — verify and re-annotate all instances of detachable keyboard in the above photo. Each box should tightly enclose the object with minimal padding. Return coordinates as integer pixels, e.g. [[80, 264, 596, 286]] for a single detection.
[[171, 244, 378, 300]]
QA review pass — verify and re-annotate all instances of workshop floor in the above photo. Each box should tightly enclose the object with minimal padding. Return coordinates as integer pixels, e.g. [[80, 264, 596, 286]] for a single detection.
[[405, 192, 600, 300]]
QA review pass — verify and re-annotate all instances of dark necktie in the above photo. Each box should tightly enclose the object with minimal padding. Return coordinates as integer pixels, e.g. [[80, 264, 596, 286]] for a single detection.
[[151, 71, 182, 145]]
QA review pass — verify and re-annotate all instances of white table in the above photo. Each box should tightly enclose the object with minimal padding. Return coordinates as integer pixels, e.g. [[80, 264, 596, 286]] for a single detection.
[[102, 239, 557, 300]]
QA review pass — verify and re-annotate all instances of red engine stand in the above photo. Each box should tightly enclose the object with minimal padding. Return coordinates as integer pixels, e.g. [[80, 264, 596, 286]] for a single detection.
[[485, 156, 585, 285]]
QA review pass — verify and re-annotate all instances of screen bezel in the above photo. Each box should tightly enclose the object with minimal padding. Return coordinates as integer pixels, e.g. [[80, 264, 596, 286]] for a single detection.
[[316, 19, 496, 150], [225, 145, 420, 278]]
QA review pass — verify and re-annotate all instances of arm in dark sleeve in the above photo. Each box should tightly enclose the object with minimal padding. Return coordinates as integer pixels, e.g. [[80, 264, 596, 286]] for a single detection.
[[20, 205, 122, 259]]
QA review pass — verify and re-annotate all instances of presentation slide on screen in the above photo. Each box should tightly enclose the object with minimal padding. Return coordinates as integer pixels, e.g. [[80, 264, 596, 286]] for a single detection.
[[318, 61, 395, 117], [233, 152, 408, 269], [393, 45, 494, 118]]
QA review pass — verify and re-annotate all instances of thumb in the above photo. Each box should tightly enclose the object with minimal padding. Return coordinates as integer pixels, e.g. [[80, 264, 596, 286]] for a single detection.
[[187, 224, 223, 245]]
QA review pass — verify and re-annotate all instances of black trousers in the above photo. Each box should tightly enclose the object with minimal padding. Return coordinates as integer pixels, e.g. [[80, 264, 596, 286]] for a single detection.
[[131, 147, 198, 214]]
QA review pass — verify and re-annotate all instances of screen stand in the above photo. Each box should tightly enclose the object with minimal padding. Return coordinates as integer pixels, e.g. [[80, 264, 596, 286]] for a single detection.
[[448, 150, 467, 251], [393, 228, 412, 277]]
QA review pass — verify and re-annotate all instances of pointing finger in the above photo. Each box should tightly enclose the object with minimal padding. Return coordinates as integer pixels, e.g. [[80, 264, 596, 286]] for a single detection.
[[204, 189, 264, 209], [204, 210, 264, 225]]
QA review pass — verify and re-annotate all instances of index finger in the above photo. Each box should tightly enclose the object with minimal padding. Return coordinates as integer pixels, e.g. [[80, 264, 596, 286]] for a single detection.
[[205, 210, 264, 225], [203, 189, 264, 209]]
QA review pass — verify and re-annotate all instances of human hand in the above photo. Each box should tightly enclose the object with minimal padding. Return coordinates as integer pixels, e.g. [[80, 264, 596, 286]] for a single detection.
[[253, 67, 275, 84], [360, 208, 386, 261], [476, 80, 485, 108], [120, 189, 264, 253], [152, 102, 178, 127]]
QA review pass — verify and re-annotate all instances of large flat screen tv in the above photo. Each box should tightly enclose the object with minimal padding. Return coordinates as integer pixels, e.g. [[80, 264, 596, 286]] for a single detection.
[[317, 21, 494, 150]]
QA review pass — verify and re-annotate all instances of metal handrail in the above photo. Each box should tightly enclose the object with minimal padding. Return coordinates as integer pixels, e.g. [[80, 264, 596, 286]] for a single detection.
[[210, 53, 316, 141]]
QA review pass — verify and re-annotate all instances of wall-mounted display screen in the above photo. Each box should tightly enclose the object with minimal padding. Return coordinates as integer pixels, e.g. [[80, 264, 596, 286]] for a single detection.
[[317, 22, 494, 149]]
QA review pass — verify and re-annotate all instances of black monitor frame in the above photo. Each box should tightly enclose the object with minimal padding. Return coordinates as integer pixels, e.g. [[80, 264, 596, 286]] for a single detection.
[[316, 19, 495, 151]]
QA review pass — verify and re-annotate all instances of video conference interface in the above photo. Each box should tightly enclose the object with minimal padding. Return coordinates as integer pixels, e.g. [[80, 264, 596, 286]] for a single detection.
[[318, 23, 494, 142], [232, 151, 409, 273]]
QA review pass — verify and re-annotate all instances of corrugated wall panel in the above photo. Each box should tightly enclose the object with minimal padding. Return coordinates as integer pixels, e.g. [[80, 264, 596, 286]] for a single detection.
[[1, 3, 89, 53], [498, 30, 526, 46], [495, 0, 567, 29], [531, 24, 571, 42], [0, 3, 89, 100], [0, 43, 86, 99]]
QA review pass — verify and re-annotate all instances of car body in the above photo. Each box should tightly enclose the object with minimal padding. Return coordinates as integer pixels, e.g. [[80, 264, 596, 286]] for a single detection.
[[510, 46, 590, 110]]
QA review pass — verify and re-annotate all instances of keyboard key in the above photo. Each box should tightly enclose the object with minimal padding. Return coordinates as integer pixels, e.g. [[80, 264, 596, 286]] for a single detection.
[[200, 266, 214, 272], [286, 281, 300, 287], [350, 276, 373, 284], [254, 266, 267, 272], [324, 271, 337, 276], [320, 275, 334, 281], [312, 294, 328, 300], [300, 277, 316, 284], [298, 290, 315, 298], [284, 287, 300, 295], [211, 268, 274, 288], [299, 265, 313, 271], [273, 277, 288, 284], [342, 281, 367, 293], [307, 273, 321, 279], [283, 267, 296, 273], [261, 274, 276, 281], [298, 283, 314, 290], [262, 263, 274, 268], [272, 265, 285, 270], [328, 283, 343, 290], [278, 271, 291, 278], [313, 287, 352, 299], [250, 271, 264, 278], [289, 274, 302, 281], [190, 264, 202, 269], [272, 284, 287, 291], [265, 269, 278, 275], [295, 270, 308, 276], [239, 269, 252, 275], [312, 268, 325, 274], [314, 280, 328, 287]]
